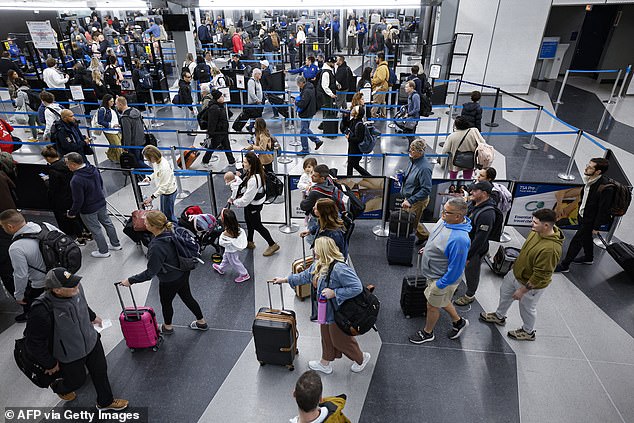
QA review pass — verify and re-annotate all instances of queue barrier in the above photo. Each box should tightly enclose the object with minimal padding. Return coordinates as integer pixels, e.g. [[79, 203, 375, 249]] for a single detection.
[[555, 68, 625, 108]]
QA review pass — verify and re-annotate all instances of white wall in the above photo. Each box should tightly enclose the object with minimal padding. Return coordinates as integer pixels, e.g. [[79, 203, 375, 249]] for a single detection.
[[455, 0, 552, 93]]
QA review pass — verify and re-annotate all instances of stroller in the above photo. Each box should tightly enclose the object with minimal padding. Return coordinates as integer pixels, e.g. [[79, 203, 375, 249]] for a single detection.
[[178, 205, 224, 262]]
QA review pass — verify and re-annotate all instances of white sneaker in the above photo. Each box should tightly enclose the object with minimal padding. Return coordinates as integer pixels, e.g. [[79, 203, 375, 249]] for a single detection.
[[350, 352, 371, 373], [109, 245, 123, 251], [91, 251, 111, 258], [308, 360, 333, 375]]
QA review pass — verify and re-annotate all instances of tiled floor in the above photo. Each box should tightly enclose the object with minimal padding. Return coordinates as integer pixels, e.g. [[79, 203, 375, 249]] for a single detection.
[[1, 64, 634, 422]]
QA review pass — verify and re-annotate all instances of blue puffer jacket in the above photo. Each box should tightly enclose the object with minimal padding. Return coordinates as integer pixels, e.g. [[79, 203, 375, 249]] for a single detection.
[[287, 261, 362, 324]]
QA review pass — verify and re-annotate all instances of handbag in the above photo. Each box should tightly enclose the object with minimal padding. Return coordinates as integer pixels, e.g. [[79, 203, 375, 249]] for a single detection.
[[325, 261, 380, 336], [11, 135, 22, 152], [452, 128, 475, 169], [83, 142, 95, 156]]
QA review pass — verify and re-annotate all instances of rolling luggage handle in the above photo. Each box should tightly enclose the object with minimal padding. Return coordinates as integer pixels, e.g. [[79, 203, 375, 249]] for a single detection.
[[266, 280, 287, 312], [596, 233, 609, 248], [414, 250, 424, 288], [396, 208, 413, 238], [114, 282, 142, 320]]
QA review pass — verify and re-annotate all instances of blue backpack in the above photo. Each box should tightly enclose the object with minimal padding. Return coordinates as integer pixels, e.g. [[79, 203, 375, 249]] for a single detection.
[[357, 123, 377, 154], [167, 227, 202, 271], [387, 67, 397, 86]]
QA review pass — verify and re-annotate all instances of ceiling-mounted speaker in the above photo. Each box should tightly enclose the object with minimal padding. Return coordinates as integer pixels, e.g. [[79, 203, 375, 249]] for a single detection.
[[86, 0, 98, 8]]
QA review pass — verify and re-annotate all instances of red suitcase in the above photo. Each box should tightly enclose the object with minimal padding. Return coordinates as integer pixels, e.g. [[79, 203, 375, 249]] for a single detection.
[[115, 283, 163, 352]]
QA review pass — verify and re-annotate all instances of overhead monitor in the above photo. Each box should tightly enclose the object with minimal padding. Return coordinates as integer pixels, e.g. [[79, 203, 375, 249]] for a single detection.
[[162, 14, 190, 32]]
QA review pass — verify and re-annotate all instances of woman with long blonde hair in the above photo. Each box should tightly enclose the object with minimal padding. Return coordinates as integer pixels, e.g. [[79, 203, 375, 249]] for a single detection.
[[272, 237, 369, 375], [121, 210, 208, 334]]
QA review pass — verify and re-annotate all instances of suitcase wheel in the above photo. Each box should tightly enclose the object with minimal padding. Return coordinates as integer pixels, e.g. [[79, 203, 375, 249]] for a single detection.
[[287, 364, 295, 371]]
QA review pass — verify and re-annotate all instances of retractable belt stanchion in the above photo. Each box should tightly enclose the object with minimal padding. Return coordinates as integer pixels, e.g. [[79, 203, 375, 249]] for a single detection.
[[557, 130, 583, 181], [445, 104, 454, 136], [522, 106, 543, 150], [289, 118, 301, 147], [554, 70, 569, 112], [443, 152, 450, 179], [372, 172, 391, 237], [594, 216, 621, 249], [617, 65, 631, 100], [278, 118, 293, 164], [603, 69, 622, 104], [149, 91, 164, 127], [499, 180, 515, 243], [431, 117, 442, 164], [207, 171, 218, 216], [485, 87, 501, 128], [278, 174, 299, 234]]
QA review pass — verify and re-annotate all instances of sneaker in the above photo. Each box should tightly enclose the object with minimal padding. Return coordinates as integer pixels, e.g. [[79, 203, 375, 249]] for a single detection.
[[58, 391, 77, 401], [246, 242, 256, 250], [454, 295, 475, 306], [14, 313, 28, 323], [109, 245, 123, 251], [350, 352, 371, 373], [96, 399, 129, 411], [315, 141, 324, 150], [263, 243, 280, 257], [74, 237, 87, 246], [189, 321, 209, 331], [235, 274, 250, 283], [161, 324, 174, 335], [448, 318, 469, 339], [212, 264, 225, 275], [308, 360, 333, 375], [91, 251, 111, 258], [479, 312, 506, 326], [408, 330, 435, 344], [507, 328, 536, 341], [572, 257, 594, 265], [554, 264, 570, 273]]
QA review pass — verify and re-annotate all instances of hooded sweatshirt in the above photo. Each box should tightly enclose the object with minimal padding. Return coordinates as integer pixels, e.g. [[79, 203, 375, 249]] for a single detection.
[[421, 217, 472, 289], [69, 164, 106, 216], [120, 107, 145, 147], [219, 228, 248, 253], [513, 227, 564, 290]]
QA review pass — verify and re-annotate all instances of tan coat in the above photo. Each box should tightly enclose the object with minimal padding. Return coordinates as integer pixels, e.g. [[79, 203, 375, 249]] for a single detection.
[[442, 128, 484, 172], [371, 61, 390, 93], [249, 133, 274, 165]]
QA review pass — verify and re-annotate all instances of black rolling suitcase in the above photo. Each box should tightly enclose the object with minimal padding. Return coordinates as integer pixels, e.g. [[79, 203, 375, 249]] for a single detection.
[[400, 252, 427, 318], [252, 281, 299, 371], [485, 245, 521, 276], [387, 209, 416, 266], [598, 234, 634, 280], [322, 118, 339, 137], [268, 94, 289, 118]]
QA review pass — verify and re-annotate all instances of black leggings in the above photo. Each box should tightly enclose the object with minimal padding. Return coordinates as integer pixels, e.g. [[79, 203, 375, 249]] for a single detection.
[[347, 154, 372, 176], [158, 273, 204, 325], [244, 203, 275, 246]]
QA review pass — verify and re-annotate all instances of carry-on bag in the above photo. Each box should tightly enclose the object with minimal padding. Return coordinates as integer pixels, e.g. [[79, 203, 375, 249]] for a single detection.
[[598, 234, 634, 280], [291, 239, 313, 300], [387, 209, 416, 266], [388, 209, 417, 238], [485, 245, 521, 276], [115, 283, 162, 352], [400, 252, 427, 318], [252, 281, 299, 370], [176, 147, 200, 169]]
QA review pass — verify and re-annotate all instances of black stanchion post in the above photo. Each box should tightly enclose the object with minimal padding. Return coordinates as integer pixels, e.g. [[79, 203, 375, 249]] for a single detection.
[[485, 87, 500, 128], [372, 175, 391, 237], [278, 173, 299, 234], [207, 171, 218, 216]]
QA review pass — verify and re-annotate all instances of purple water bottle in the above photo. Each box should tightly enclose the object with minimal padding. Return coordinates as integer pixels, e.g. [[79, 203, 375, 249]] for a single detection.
[[317, 294, 328, 324]]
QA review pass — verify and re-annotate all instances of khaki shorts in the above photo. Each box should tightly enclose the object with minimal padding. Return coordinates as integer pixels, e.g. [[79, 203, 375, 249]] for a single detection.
[[425, 279, 459, 308]]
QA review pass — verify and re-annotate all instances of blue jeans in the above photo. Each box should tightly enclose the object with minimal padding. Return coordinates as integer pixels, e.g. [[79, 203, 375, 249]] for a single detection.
[[161, 190, 177, 223], [80, 207, 120, 254], [300, 119, 320, 152]]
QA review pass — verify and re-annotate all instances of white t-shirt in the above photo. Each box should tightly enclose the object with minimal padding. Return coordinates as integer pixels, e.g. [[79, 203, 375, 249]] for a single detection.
[[289, 407, 329, 423]]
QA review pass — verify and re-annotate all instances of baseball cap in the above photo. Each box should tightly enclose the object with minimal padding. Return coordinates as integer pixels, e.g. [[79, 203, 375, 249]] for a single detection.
[[469, 180, 493, 194], [211, 89, 223, 100], [325, 56, 337, 63], [259, 59, 269, 67], [45, 267, 82, 289]]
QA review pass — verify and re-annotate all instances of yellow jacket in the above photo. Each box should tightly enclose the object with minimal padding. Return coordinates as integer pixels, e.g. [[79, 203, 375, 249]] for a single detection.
[[371, 61, 389, 92], [513, 227, 564, 289]]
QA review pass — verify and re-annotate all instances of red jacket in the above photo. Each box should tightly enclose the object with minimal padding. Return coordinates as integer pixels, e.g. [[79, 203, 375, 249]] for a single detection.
[[0, 119, 14, 153], [232, 33, 244, 54]]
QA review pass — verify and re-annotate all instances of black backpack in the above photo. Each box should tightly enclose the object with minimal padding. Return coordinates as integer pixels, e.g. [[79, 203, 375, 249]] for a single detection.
[[599, 178, 632, 217], [333, 179, 366, 220], [26, 89, 42, 111], [165, 227, 202, 272], [326, 261, 380, 336], [13, 223, 82, 273], [104, 66, 117, 89], [222, 33, 232, 49], [420, 93, 432, 117], [264, 171, 284, 203], [472, 205, 504, 242], [195, 64, 211, 83], [138, 69, 153, 90]]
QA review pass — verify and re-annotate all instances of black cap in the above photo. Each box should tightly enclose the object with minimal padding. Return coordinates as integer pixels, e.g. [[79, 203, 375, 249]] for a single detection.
[[45, 267, 81, 289], [325, 56, 337, 63], [211, 89, 223, 100], [469, 181, 493, 194]]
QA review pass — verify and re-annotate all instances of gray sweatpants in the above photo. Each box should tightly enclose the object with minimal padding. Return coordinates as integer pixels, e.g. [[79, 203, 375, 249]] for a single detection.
[[495, 277, 545, 333]]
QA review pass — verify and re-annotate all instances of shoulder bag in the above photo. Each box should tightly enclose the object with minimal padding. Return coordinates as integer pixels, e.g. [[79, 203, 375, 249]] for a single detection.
[[452, 128, 475, 169]]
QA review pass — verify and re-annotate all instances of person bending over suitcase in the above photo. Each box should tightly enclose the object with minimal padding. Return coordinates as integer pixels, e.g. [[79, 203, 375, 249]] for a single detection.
[[120, 211, 208, 334], [272, 237, 371, 375]]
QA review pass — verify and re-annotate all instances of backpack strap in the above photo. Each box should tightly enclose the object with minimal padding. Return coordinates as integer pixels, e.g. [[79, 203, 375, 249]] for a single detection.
[[13, 223, 49, 274]]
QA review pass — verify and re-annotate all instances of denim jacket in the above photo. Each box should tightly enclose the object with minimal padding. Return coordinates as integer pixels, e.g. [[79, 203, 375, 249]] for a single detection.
[[287, 261, 362, 324]]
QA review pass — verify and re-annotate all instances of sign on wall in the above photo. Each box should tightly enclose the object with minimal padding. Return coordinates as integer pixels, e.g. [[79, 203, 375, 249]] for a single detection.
[[538, 37, 559, 60], [26, 21, 57, 50]]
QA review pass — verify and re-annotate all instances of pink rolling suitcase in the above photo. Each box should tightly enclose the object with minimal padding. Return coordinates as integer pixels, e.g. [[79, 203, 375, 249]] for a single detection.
[[115, 282, 163, 352]]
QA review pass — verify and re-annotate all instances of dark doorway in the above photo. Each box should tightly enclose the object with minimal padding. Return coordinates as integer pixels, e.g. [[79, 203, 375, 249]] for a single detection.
[[570, 5, 619, 71]]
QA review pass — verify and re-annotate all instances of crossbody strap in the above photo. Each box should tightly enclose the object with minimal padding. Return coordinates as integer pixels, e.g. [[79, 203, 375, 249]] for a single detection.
[[455, 128, 471, 151]]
